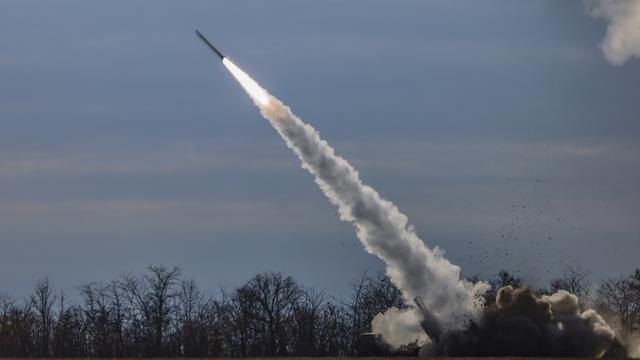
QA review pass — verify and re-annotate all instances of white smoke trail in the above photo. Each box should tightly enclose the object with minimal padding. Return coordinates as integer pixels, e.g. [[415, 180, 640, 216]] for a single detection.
[[585, 0, 640, 65], [222, 59, 488, 343]]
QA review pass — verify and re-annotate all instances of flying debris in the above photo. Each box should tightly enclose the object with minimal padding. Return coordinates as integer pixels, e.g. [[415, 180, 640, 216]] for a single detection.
[[195, 30, 225, 60]]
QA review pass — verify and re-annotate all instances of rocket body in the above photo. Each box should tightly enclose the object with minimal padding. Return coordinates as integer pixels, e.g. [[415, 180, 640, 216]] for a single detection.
[[195, 30, 225, 60]]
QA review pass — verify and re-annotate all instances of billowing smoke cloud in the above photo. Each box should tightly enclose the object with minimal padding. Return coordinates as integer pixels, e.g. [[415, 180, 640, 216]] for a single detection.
[[222, 58, 488, 342], [617, 332, 640, 359], [585, 0, 640, 65], [372, 307, 429, 349], [420, 286, 617, 357]]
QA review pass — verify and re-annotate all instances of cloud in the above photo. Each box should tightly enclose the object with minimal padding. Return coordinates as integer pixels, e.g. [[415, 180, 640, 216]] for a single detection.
[[0, 199, 326, 239], [0, 139, 290, 178], [585, 0, 640, 65]]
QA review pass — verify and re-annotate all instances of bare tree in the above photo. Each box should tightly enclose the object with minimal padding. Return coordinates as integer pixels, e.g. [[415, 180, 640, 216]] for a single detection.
[[31, 278, 55, 356], [315, 299, 348, 355], [549, 266, 591, 303], [177, 277, 204, 356], [550, 267, 590, 295], [343, 271, 368, 354], [52, 292, 85, 357], [79, 282, 115, 356], [10, 265, 640, 358], [360, 272, 404, 320], [0, 292, 13, 317], [1, 299, 36, 356], [224, 283, 262, 356], [146, 265, 182, 356], [596, 270, 640, 334], [107, 280, 126, 356], [485, 269, 524, 305], [120, 271, 152, 356], [0, 292, 17, 356], [245, 272, 302, 356], [291, 288, 325, 355], [341, 271, 404, 354]]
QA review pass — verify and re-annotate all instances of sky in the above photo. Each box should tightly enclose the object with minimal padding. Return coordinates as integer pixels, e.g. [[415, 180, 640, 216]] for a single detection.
[[1, 0, 639, 300]]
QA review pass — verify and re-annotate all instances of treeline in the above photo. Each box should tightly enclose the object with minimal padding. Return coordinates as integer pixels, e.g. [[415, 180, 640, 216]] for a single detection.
[[0, 265, 638, 357]]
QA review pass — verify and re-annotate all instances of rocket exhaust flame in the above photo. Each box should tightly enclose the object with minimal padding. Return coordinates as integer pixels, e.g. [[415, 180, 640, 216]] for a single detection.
[[222, 58, 270, 106]]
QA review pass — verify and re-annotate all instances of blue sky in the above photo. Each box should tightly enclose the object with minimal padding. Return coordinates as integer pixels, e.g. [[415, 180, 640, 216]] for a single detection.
[[1, 0, 639, 299]]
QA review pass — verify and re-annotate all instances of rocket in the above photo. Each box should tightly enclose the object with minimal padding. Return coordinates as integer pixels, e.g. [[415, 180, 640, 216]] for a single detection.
[[196, 30, 270, 105], [195, 30, 225, 60]]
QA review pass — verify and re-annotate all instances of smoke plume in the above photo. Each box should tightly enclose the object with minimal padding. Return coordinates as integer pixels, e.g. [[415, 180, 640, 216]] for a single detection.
[[585, 0, 640, 65], [222, 58, 488, 342], [420, 286, 617, 357], [221, 59, 624, 357], [618, 331, 640, 359], [371, 307, 429, 349]]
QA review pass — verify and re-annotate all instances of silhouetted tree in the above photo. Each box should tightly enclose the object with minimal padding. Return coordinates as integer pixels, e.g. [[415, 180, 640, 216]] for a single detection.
[[31, 278, 55, 356], [146, 265, 182, 356], [120, 271, 151, 356], [1, 300, 36, 356], [52, 293, 85, 357], [291, 288, 325, 355], [176, 278, 205, 356], [247, 272, 302, 356], [0, 265, 636, 358], [485, 269, 523, 304], [596, 269, 640, 334], [549, 266, 591, 304], [342, 271, 404, 354]]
